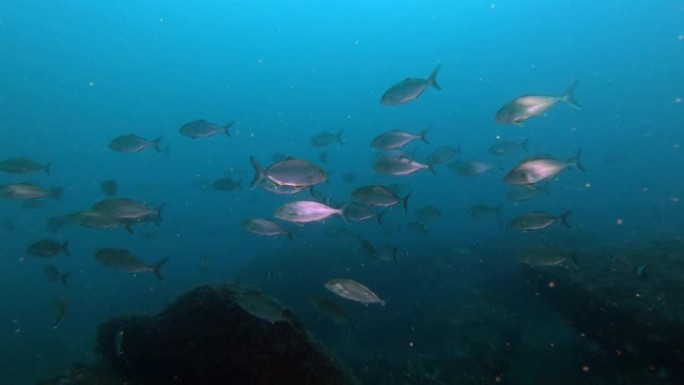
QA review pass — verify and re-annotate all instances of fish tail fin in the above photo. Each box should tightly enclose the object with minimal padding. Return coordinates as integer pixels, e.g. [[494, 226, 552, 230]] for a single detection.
[[286, 231, 294, 241], [419, 127, 431, 144], [249, 156, 265, 189], [562, 80, 581, 109], [62, 241, 70, 257], [338, 203, 350, 224], [337, 129, 345, 144], [569, 149, 586, 172], [60, 272, 70, 288], [427, 163, 437, 175], [402, 194, 411, 213], [223, 121, 236, 136], [559, 210, 572, 228], [45, 163, 52, 175], [51, 187, 63, 201], [376, 212, 385, 226], [152, 137, 163, 152], [125, 223, 134, 234], [428, 63, 442, 91], [521, 138, 530, 153], [155, 204, 166, 225], [153, 258, 169, 280], [568, 251, 580, 269]]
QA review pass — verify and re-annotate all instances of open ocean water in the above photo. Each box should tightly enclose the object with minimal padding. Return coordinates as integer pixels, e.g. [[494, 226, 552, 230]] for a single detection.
[[1, 1, 684, 384]]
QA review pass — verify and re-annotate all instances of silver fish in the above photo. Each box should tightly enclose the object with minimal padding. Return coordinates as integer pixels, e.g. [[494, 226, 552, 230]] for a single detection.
[[518, 245, 574, 266], [242, 218, 292, 240], [310, 129, 344, 146], [212, 178, 242, 192], [426, 146, 460, 164], [343, 203, 377, 222], [488, 138, 529, 155], [325, 279, 385, 305], [509, 211, 571, 232], [0, 157, 51, 175], [180, 120, 235, 139], [352, 185, 409, 212], [381, 64, 442, 105], [27, 239, 69, 257], [92, 198, 163, 224], [250, 157, 327, 188], [495, 81, 580, 125], [504, 151, 584, 185], [373, 156, 435, 176], [507, 184, 549, 202], [274, 201, 345, 223], [370, 128, 430, 150], [448, 161, 496, 177], [108, 134, 161, 153], [0, 183, 62, 200], [69, 210, 132, 232], [95, 248, 168, 279], [233, 288, 290, 324]]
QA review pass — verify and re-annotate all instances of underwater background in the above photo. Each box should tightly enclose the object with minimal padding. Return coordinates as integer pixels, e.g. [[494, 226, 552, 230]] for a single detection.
[[1, 1, 684, 384]]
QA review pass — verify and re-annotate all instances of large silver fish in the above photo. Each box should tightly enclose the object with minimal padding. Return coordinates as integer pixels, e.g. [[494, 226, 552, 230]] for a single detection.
[[325, 279, 385, 305], [179, 120, 235, 139], [370, 128, 430, 150], [495, 81, 580, 125], [94, 248, 168, 279], [351, 185, 409, 212], [0, 157, 51, 175], [250, 157, 327, 189], [509, 211, 571, 232], [381, 64, 442, 105], [503, 151, 584, 185], [274, 200, 345, 223], [0, 183, 62, 200], [109, 134, 162, 153], [242, 218, 292, 240], [92, 198, 163, 224], [373, 156, 435, 176]]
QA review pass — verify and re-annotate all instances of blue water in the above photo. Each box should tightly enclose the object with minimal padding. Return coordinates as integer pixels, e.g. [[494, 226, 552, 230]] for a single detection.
[[1, 1, 683, 384]]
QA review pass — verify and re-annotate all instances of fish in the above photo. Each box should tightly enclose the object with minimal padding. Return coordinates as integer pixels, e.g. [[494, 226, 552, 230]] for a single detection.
[[373, 156, 435, 176], [495, 81, 581, 125], [242, 218, 293, 240], [407, 221, 428, 236], [351, 185, 410, 212], [69, 210, 132, 232], [100, 179, 119, 196], [426, 146, 461, 165], [509, 210, 572, 232], [323, 225, 359, 243], [43, 265, 69, 287], [0, 183, 62, 201], [274, 201, 345, 224], [0, 157, 51, 175], [250, 156, 327, 189], [212, 178, 243, 192], [108, 134, 162, 153], [343, 203, 377, 222], [51, 296, 69, 328], [380, 64, 442, 105], [179, 120, 235, 139], [468, 204, 502, 218], [257, 179, 309, 195], [310, 129, 344, 146], [27, 239, 69, 257], [370, 128, 430, 150], [92, 198, 163, 224], [507, 184, 550, 202], [94, 248, 168, 279], [517, 245, 575, 267], [488, 138, 529, 155], [448, 161, 497, 177], [324, 279, 385, 305], [232, 288, 290, 324], [309, 295, 351, 324], [414, 205, 442, 223], [503, 151, 585, 185]]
